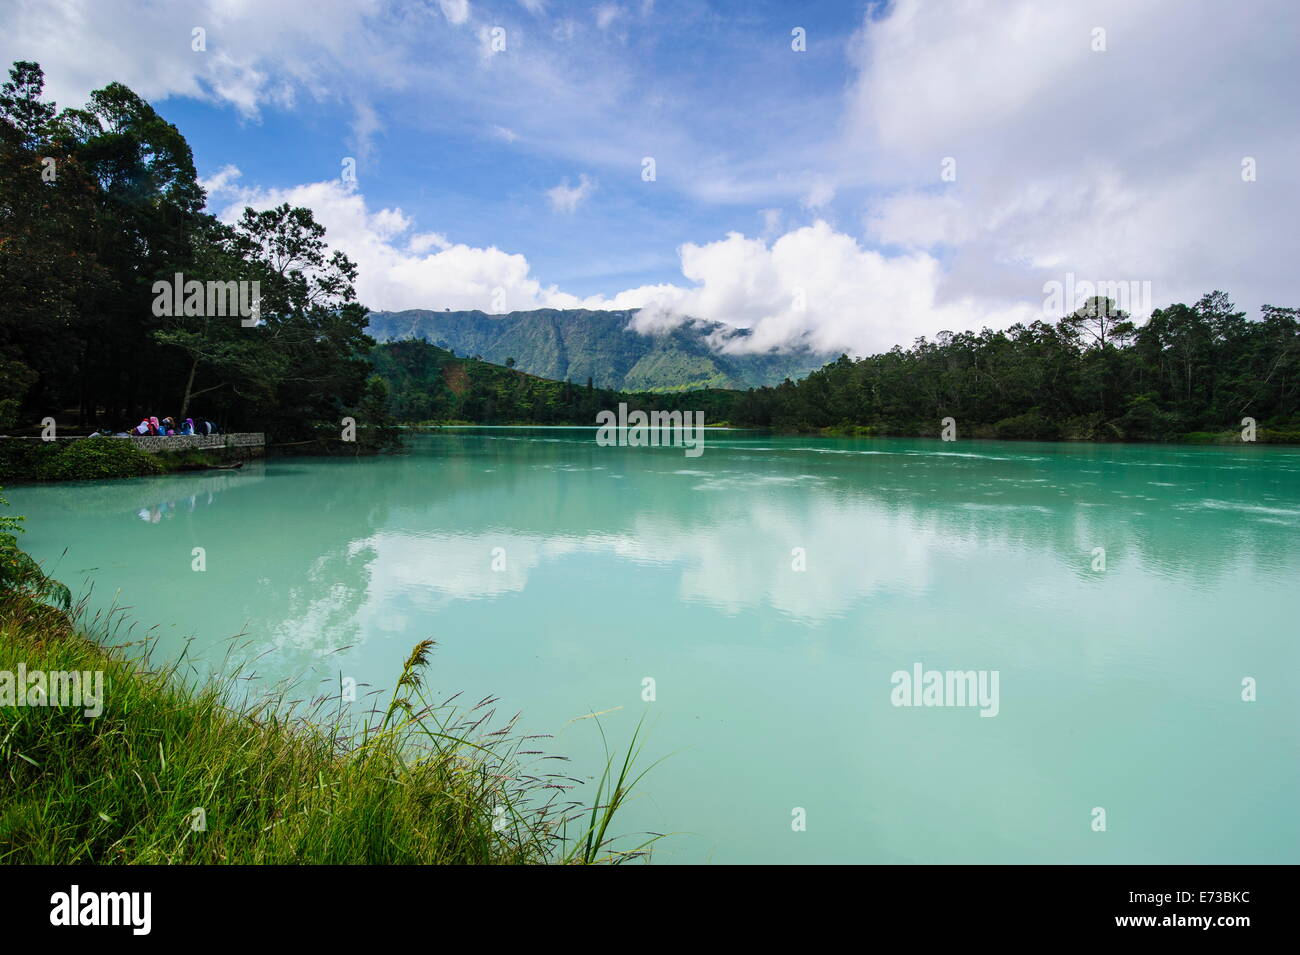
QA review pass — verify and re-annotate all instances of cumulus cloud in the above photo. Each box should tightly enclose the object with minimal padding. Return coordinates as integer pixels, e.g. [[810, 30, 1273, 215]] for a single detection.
[[845, 0, 1300, 319], [19, 0, 1291, 361], [209, 175, 1036, 355], [210, 178, 582, 313], [621, 223, 1039, 355]]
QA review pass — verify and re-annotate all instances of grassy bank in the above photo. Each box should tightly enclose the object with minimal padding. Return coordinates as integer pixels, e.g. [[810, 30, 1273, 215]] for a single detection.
[[0, 433, 406, 484], [0, 436, 239, 483], [0, 498, 654, 864], [0, 601, 652, 864]]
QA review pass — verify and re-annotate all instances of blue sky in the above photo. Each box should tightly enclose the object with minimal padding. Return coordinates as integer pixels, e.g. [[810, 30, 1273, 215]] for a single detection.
[[155, 1, 878, 295], [3, 0, 1297, 356]]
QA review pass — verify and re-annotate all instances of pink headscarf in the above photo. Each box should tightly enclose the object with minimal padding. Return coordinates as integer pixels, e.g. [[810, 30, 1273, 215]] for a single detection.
[[149, 416, 160, 436]]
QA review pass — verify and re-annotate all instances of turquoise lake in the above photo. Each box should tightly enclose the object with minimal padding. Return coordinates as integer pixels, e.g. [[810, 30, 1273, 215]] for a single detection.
[[6, 430, 1299, 863]]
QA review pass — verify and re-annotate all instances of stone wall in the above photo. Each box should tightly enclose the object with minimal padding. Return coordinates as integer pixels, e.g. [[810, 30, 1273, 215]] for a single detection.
[[124, 433, 264, 453], [3, 433, 266, 456]]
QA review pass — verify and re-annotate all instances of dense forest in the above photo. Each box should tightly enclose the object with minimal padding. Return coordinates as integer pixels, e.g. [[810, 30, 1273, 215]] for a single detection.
[[376, 293, 1300, 445], [0, 61, 396, 449], [373, 339, 738, 425], [730, 292, 1300, 442]]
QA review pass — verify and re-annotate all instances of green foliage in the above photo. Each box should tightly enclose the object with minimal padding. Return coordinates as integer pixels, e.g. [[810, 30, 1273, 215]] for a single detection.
[[732, 294, 1300, 442], [0, 440, 47, 481], [374, 339, 738, 426], [994, 412, 1060, 441], [31, 438, 163, 481], [0, 61, 387, 449], [0, 608, 654, 864]]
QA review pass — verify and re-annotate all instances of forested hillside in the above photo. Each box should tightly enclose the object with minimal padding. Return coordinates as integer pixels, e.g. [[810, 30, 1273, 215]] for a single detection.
[[376, 292, 1300, 444], [366, 308, 830, 392], [373, 339, 738, 425], [731, 293, 1300, 442]]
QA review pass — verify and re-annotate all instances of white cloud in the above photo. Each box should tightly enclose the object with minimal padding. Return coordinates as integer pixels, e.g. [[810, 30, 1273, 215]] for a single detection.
[[843, 0, 1300, 319], [546, 174, 598, 214], [212, 178, 580, 313], [0, 0, 394, 120], [199, 163, 242, 197], [9, 0, 1294, 361], [212, 176, 1035, 355], [438, 0, 470, 26], [621, 222, 1039, 355]]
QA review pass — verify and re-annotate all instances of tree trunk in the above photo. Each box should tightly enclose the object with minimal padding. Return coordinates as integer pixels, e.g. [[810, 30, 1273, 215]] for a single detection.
[[180, 357, 198, 419]]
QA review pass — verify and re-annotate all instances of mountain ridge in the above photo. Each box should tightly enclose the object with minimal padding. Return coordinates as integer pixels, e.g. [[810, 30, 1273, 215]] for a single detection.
[[365, 307, 831, 392]]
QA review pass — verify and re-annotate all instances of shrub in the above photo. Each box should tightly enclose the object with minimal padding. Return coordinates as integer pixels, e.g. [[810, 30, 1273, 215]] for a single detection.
[[994, 412, 1061, 440], [0, 440, 52, 481], [34, 438, 163, 481]]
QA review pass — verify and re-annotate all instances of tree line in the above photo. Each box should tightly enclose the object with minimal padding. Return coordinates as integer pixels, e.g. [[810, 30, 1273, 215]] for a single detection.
[[729, 292, 1300, 441], [0, 61, 396, 449], [374, 339, 738, 425]]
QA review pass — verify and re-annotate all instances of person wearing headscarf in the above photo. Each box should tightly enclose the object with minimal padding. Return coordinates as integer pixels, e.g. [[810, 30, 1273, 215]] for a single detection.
[[180, 418, 195, 435], [148, 416, 161, 436]]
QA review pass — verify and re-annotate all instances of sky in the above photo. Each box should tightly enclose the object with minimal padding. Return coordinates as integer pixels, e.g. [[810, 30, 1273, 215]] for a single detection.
[[2, 0, 1297, 357]]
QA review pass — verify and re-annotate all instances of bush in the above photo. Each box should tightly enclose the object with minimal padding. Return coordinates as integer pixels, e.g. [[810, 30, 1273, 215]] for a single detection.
[[1114, 395, 1166, 440], [1261, 429, 1300, 444], [0, 440, 52, 481], [994, 412, 1061, 440], [34, 438, 163, 481]]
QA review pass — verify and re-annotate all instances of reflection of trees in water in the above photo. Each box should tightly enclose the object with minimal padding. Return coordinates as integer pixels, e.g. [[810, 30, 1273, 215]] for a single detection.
[[60, 433, 1295, 677], [400, 433, 1300, 588], [258, 434, 1300, 644], [17, 465, 267, 517]]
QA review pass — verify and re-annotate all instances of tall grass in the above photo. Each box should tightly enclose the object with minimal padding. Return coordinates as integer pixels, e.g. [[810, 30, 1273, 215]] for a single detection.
[[0, 591, 659, 864]]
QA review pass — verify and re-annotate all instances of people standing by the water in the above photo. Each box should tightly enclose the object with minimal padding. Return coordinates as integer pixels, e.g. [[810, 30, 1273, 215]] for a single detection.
[[125, 414, 220, 437]]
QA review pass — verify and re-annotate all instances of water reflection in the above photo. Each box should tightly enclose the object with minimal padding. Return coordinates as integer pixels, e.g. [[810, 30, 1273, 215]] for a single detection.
[[6, 430, 1299, 863]]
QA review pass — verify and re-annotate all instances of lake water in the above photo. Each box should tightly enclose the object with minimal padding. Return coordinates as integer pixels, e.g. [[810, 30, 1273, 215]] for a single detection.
[[6, 430, 1299, 863]]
